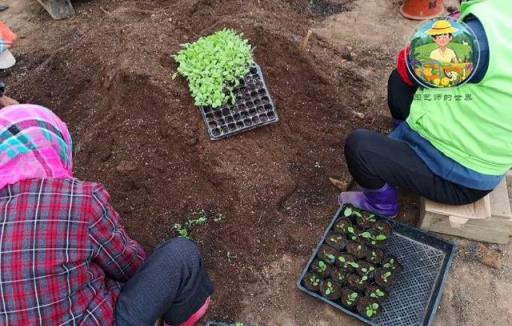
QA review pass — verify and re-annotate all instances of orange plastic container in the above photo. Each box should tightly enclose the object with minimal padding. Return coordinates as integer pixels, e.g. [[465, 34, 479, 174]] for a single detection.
[[400, 0, 444, 20]]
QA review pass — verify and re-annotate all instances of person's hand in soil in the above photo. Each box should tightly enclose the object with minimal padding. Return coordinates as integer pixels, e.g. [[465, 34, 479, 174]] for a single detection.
[[0, 95, 18, 107]]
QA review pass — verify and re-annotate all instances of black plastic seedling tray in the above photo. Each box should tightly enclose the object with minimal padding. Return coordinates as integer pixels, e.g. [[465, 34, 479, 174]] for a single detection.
[[297, 206, 456, 326], [199, 64, 278, 140]]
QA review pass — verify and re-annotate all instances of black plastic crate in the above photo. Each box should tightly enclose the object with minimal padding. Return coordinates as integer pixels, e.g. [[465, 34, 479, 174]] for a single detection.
[[199, 64, 278, 140], [297, 206, 456, 326]]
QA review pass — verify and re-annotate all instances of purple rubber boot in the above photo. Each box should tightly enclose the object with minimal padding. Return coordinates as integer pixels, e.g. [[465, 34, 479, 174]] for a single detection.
[[338, 183, 399, 218]]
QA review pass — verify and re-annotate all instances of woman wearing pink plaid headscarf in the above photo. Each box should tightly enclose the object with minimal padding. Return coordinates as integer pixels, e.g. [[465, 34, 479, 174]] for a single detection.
[[0, 100, 213, 326]]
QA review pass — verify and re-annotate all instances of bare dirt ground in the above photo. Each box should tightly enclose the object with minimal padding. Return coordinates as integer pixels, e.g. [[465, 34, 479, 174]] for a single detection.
[[1, 0, 511, 325]]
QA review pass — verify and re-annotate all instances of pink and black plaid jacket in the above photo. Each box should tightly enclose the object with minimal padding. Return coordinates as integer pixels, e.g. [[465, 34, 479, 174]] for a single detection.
[[0, 178, 146, 325]]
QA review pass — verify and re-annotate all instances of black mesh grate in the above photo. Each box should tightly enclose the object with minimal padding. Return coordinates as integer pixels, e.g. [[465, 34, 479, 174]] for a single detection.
[[200, 65, 278, 140], [297, 207, 455, 326], [372, 233, 446, 325]]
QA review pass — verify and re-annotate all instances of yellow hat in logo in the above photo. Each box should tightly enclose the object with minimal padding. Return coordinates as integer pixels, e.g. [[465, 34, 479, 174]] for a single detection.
[[426, 20, 458, 36]]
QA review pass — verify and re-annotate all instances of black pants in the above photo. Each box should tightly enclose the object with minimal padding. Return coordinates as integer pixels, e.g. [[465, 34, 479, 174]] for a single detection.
[[116, 238, 214, 326], [344, 70, 490, 205]]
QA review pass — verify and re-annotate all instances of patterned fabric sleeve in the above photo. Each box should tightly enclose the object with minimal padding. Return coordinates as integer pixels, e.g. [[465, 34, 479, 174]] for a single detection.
[[88, 183, 146, 282], [396, 46, 414, 87]]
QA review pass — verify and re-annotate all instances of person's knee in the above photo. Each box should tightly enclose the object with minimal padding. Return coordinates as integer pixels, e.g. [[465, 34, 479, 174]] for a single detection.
[[158, 237, 201, 267], [345, 129, 373, 159]]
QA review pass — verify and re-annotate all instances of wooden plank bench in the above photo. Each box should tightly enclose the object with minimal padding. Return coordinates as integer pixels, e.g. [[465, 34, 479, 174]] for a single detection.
[[419, 175, 512, 244], [37, 0, 75, 20]]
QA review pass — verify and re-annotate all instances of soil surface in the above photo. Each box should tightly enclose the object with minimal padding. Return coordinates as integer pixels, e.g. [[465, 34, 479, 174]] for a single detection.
[[1, 0, 511, 325]]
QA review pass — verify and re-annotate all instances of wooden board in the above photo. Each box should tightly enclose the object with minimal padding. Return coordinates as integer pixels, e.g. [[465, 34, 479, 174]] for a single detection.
[[489, 178, 512, 219], [37, 0, 75, 20], [419, 212, 512, 244], [423, 195, 491, 220], [419, 177, 512, 244]]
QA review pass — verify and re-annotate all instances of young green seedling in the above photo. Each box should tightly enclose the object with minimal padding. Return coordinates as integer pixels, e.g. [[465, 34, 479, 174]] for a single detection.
[[347, 292, 359, 305], [324, 281, 334, 295], [361, 231, 373, 239], [309, 275, 320, 287], [370, 289, 386, 299], [317, 261, 327, 272], [173, 29, 254, 108], [173, 223, 189, 238], [343, 207, 353, 217], [382, 271, 392, 283], [383, 258, 396, 269], [365, 303, 380, 318]]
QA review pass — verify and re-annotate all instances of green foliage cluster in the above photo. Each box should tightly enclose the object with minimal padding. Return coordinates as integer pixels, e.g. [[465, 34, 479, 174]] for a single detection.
[[173, 29, 254, 108]]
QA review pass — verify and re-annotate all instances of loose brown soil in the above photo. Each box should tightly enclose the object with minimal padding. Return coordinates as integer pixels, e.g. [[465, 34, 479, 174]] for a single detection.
[[3, 0, 372, 320]]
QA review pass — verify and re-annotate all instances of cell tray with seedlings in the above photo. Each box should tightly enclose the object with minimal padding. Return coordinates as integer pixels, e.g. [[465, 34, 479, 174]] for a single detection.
[[297, 205, 455, 326], [200, 64, 278, 140]]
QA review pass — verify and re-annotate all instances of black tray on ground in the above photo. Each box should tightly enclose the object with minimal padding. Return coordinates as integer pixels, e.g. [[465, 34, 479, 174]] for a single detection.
[[297, 206, 456, 326], [199, 64, 279, 140]]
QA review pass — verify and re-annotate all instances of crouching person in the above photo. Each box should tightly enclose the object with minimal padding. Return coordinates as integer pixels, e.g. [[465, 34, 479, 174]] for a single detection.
[[339, 0, 512, 217], [0, 103, 213, 325]]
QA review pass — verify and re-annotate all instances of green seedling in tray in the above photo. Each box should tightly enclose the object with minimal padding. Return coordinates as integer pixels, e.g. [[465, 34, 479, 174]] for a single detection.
[[366, 303, 380, 318], [370, 289, 386, 299], [347, 292, 359, 305], [173, 29, 254, 108]]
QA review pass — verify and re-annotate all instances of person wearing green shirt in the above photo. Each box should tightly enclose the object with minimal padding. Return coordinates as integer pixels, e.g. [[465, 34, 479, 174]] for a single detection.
[[339, 0, 511, 217]]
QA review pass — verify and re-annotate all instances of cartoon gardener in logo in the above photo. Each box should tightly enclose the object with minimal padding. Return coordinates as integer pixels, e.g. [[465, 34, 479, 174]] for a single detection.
[[427, 20, 459, 64]]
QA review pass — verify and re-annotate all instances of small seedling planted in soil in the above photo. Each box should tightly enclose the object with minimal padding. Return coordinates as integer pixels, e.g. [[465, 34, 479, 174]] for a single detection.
[[336, 253, 357, 273], [330, 268, 348, 286], [366, 248, 385, 265], [355, 260, 376, 279], [173, 210, 210, 239], [318, 245, 338, 265], [334, 217, 353, 234], [340, 288, 360, 309], [356, 297, 382, 319], [355, 212, 378, 229], [360, 229, 389, 247], [372, 220, 393, 237], [365, 284, 388, 302], [382, 255, 403, 272], [303, 272, 322, 292], [347, 273, 370, 292], [311, 259, 331, 278], [325, 232, 347, 251], [319, 279, 342, 300], [375, 268, 398, 289], [346, 241, 368, 259], [342, 205, 358, 218], [346, 225, 363, 242]]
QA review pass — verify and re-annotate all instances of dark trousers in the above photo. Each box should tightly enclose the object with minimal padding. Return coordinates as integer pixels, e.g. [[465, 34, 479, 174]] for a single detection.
[[344, 70, 490, 205], [116, 238, 214, 326]]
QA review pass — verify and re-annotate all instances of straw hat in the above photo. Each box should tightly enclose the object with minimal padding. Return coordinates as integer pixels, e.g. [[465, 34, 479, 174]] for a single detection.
[[426, 20, 458, 36]]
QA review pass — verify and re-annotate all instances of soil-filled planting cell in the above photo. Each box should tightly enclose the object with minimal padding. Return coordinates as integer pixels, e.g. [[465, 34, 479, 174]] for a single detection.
[[200, 64, 279, 140], [297, 206, 455, 326]]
